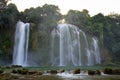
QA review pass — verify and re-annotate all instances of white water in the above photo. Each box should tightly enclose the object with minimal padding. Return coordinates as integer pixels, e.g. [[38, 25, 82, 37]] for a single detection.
[[92, 37, 101, 64], [13, 21, 30, 66], [57, 71, 88, 79], [51, 24, 101, 66]]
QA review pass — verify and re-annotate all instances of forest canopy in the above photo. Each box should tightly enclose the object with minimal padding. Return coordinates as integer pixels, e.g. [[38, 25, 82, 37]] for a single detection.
[[0, 0, 120, 65]]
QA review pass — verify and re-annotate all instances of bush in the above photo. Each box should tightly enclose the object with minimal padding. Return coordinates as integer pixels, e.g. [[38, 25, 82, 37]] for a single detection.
[[5, 66, 11, 69], [96, 70, 101, 75], [113, 69, 120, 75], [17, 69, 22, 74], [60, 69, 65, 73], [88, 70, 95, 75], [38, 71, 43, 75], [11, 65, 22, 68], [15, 68, 29, 75], [28, 71, 38, 75], [20, 68, 29, 75], [12, 69, 18, 73], [0, 69, 4, 74], [50, 70, 57, 74], [103, 68, 113, 74], [73, 68, 80, 74]]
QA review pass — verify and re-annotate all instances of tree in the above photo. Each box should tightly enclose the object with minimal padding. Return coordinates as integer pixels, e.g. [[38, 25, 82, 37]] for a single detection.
[[0, 2, 19, 62], [104, 14, 120, 61], [90, 13, 107, 43], [0, 0, 10, 9], [65, 9, 91, 30], [0, 3, 19, 30], [22, 7, 43, 24], [41, 4, 62, 32]]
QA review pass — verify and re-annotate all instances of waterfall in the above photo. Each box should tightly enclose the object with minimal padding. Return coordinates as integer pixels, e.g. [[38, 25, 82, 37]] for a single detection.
[[13, 21, 30, 66], [79, 30, 92, 66], [92, 37, 101, 64], [51, 24, 101, 66]]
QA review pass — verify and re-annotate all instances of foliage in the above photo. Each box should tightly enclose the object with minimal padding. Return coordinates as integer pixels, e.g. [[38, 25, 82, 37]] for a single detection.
[[88, 70, 95, 75], [65, 9, 90, 28], [96, 70, 101, 75], [0, 2, 120, 64], [73, 68, 81, 74], [50, 70, 58, 74], [103, 68, 113, 74], [0, 69, 3, 74], [0, 2, 19, 62]]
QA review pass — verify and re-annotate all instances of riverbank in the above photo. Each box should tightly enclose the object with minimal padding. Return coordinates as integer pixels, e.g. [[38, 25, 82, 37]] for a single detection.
[[0, 65, 120, 80]]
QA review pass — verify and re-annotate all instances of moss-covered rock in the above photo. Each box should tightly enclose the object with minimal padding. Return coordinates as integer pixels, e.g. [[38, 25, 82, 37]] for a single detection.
[[113, 69, 120, 75], [103, 68, 113, 74], [38, 71, 43, 75], [0, 69, 4, 74], [88, 70, 95, 75], [60, 69, 65, 73], [11, 65, 22, 68], [14, 68, 29, 75], [20, 68, 29, 75], [12, 69, 18, 73], [73, 68, 80, 74], [50, 70, 57, 74], [96, 70, 101, 75]]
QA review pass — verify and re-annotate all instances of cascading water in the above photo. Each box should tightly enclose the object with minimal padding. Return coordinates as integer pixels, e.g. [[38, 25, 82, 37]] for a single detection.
[[13, 21, 30, 66], [51, 24, 101, 66], [92, 37, 101, 64]]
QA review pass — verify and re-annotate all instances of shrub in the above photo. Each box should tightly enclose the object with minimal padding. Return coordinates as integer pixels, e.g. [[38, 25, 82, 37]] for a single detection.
[[96, 70, 101, 75], [60, 69, 65, 73], [28, 71, 43, 75], [16, 68, 29, 75], [17, 69, 22, 74], [113, 69, 120, 75], [12, 69, 18, 73], [46, 70, 50, 73], [73, 68, 80, 74], [11, 65, 22, 68], [38, 71, 43, 75], [5, 66, 11, 69], [50, 70, 57, 74], [88, 70, 95, 75], [0, 69, 4, 74], [103, 68, 113, 74], [20, 68, 29, 75]]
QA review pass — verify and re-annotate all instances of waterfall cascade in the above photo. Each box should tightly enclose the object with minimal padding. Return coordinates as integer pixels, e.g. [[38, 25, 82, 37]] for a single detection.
[[13, 21, 30, 66], [51, 24, 101, 66]]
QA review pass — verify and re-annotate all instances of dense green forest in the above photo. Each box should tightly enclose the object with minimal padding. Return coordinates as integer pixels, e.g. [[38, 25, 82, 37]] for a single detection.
[[0, 0, 120, 65]]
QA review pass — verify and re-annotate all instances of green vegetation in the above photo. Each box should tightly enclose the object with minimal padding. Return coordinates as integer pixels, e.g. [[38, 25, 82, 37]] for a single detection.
[[103, 68, 120, 75], [0, 0, 120, 65], [0, 73, 62, 80], [0, 66, 119, 80], [88, 70, 101, 75], [73, 68, 81, 74], [50, 70, 58, 74], [84, 75, 120, 80]]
